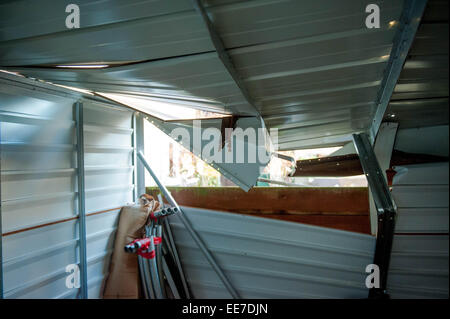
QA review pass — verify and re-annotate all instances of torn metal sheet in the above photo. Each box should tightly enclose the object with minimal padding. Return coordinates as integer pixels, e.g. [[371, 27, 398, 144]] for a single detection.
[[147, 115, 273, 191]]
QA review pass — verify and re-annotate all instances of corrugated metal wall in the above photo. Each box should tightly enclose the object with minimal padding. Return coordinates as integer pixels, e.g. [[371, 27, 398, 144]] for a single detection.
[[388, 162, 449, 298], [169, 207, 375, 298], [0, 76, 136, 298], [83, 101, 135, 298]]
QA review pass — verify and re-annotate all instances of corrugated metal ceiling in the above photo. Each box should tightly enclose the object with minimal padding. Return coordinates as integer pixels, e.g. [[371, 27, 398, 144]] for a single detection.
[[384, 0, 449, 129], [0, 0, 437, 150]]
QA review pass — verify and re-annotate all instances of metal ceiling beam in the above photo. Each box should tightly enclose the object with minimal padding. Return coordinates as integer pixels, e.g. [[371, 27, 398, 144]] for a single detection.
[[370, 0, 428, 142], [191, 0, 261, 117]]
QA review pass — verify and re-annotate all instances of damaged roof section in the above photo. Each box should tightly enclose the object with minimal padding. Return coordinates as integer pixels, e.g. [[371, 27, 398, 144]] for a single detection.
[[0, 0, 426, 151]]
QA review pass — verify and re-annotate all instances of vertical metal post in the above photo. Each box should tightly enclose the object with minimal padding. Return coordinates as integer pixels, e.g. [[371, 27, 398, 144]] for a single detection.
[[0, 121, 3, 299], [131, 112, 138, 202], [352, 133, 397, 298], [75, 102, 88, 299], [368, 123, 398, 235], [135, 113, 146, 198]]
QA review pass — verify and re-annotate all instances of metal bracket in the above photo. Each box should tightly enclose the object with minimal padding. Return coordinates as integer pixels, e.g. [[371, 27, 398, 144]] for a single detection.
[[75, 102, 89, 299], [352, 133, 397, 298]]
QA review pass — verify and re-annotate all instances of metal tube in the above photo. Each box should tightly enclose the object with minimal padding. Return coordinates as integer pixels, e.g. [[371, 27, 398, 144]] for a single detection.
[[143, 257, 155, 299], [163, 217, 190, 298], [257, 177, 306, 187], [156, 224, 166, 298], [138, 256, 149, 299], [162, 257, 181, 299], [148, 234, 163, 299], [75, 102, 88, 299], [144, 225, 156, 299], [138, 151, 240, 299]]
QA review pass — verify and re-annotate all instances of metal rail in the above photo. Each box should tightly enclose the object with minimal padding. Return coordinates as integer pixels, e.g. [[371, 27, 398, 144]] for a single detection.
[[352, 133, 397, 298], [370, 0, 428, 141], [191, 0, 260, 117], [0, 120, 3, 299], [137, 151, 240, 298], [75, 102, 89, 299]]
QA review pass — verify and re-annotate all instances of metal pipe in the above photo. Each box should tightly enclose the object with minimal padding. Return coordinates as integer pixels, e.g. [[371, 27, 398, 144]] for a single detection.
[[257, 177, 306, 187], [138, 151, 240, 299], [148, 235, 163, 299], [162, 217, 190, 298], [144, 224, 156, 299], [138, 256, 149, 299], [162, 257, 181, 299], [156, 224, 166, 298], [146, 225, 163, 299], [158, 193, 190, 298]]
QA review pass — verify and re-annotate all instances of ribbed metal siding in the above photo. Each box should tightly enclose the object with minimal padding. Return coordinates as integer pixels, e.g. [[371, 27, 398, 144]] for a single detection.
[[388, 162, 449, 298], [0, 76, 134, 298], [83, 101, 134, 298], [169, 207, 375, 298], [0, 83, 79, 298]]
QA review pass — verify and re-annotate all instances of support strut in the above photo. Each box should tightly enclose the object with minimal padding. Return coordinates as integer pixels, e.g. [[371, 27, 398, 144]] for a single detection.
[[352, 133, 397, 298]]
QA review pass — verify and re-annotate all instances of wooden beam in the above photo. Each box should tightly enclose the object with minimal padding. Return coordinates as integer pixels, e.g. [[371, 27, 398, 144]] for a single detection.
[[292, 150, 449, 177], [147, 186, 369, 214]]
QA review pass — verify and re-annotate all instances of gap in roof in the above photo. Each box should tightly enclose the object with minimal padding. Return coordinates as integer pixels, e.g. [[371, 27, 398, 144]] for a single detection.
[[98, 92, 231, 121]]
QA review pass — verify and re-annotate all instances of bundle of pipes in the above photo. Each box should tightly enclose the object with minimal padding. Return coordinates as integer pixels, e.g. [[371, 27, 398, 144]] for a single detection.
[[124, 204, 190, 299], [138, 151, 240, 299]]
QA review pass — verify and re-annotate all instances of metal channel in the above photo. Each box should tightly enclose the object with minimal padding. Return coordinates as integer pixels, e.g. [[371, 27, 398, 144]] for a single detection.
[[131, 112, 138, 202], [137, 151, 240, 299], [370, 0, 428, 142], [352, 133, 397, 298], [0, 120, 3, 299], [75, 102, 88, 299], [135, 113, 146, 198]]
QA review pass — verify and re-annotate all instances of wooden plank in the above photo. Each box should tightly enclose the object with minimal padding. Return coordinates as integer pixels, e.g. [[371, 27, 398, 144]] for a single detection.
[[147, 186, 369, 214], [292, 150, 448, 177]]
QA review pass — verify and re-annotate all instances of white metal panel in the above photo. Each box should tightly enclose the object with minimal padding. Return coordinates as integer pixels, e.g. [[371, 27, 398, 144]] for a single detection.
[[81, 101, 135, 298], [2, 220, 78, 299], [169, 206, 375, 298], [83, 100, 135, 214], [85, 210, 119, 299], [0, 74, 135, 298], [0, 86, 77, 233], [388, 162, 449, 298], [0, 0, 212, 65], [152, 116, 271, 191], [394, 125, 449, 157]]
